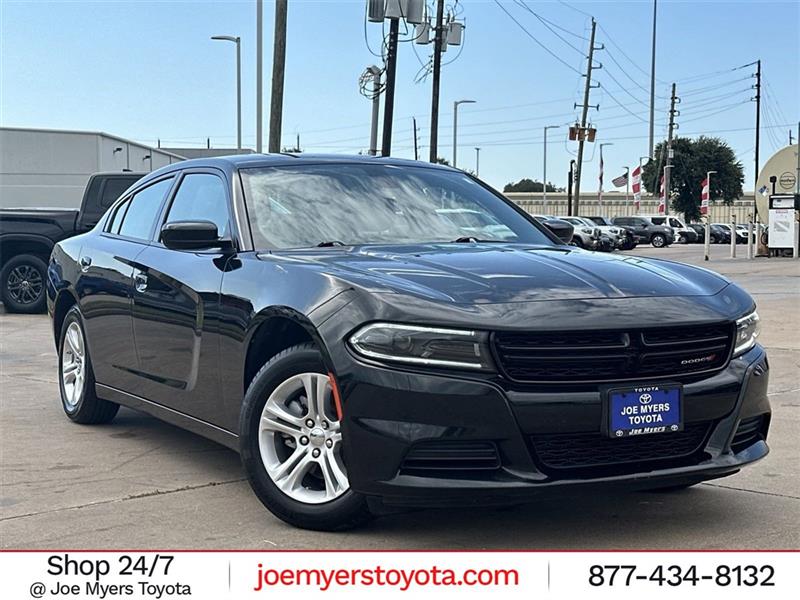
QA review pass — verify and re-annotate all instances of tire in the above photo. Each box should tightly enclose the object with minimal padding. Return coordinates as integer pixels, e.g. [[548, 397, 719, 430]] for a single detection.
[[58, 305, 119, 424], [1, 254, 48, 313], [651, 233, 667, 248], [239, 343, 372, 531], [571, 236, 585, 249]]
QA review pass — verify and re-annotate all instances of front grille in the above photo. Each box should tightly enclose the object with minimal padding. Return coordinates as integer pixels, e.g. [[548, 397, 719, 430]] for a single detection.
[[731, 415, 767, 453], [493, 323, 734, 383], [400, 440, 501, 475], [531, 422, 712, 476]]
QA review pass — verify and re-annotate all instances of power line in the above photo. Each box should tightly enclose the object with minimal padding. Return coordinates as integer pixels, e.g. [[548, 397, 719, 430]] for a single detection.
[[513, 0, 586, 54], [599, 83, 649, 123], [493, 0, 583, 75]]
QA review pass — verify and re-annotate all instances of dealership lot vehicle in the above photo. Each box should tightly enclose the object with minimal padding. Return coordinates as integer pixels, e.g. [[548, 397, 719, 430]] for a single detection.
[[41, 155, 772, 532], [612, 216, 675, 248], [581, 215, 637, 250], [714, 223, 748, 244], [2, 245, 797, 548], [0, 172, 143, 313], [647, 215, 699, 244], [554, 215, 602, 249]]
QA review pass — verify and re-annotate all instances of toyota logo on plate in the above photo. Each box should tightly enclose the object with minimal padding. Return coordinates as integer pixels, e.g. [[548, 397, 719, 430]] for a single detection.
[[639, 393, 653, 404]]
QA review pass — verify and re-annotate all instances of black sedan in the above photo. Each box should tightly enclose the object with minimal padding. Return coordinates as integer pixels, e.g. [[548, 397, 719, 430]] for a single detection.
[[47, 155, 770, 531]]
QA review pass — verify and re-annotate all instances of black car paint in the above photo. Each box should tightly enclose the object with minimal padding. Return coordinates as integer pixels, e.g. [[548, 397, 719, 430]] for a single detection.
[[48, 155, 770, 507]]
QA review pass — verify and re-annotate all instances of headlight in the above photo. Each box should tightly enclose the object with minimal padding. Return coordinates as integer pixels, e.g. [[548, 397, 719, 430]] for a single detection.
[[581, 227, 592, 234], [349, 323, 494, 370], [733, 310, 760, 356]]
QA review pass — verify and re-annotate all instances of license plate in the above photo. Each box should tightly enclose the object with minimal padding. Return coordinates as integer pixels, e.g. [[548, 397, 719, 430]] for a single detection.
[[607, 384, 682, 438]]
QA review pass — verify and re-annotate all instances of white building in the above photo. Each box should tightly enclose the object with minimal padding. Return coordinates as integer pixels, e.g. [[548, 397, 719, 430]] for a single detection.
[[0, 127, 185, 209]]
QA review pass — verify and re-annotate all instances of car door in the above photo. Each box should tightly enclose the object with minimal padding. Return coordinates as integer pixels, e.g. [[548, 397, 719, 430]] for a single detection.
[[78, 176, 176, 391], [130, 169, 233, 425]]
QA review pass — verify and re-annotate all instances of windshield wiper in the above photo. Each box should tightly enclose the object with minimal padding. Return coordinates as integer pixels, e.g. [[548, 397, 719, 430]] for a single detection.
[[316, 240, 347, 247]]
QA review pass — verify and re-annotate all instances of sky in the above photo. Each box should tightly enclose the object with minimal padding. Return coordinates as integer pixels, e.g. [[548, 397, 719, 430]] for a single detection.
[[1, 0, 798, 193]]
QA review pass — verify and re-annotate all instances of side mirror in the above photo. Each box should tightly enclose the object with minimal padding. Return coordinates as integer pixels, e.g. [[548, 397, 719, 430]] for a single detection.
[[161, 220, 231, 251], [541, 218, 574, 244]]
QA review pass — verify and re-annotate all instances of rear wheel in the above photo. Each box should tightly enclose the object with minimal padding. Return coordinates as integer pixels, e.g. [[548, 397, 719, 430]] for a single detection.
[[651, 233, 667, 248], [58, 306, 119, 424], [239, 343, 371, 531], [1, 254, 47, 313]]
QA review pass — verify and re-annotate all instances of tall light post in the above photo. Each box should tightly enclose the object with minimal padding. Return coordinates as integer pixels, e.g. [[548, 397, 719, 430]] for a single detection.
[[649, 0, 658, 158], [365, 65, 382, 156], [475, 147, 481, 176], [211, 35, 242, 151], [256, 0, 263, 152], [542, 125, 560, 214], [452, 99, 475, 168]]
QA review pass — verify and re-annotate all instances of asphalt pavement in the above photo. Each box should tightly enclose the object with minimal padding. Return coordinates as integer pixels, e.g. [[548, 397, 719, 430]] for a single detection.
[[1, 245, 798, 549]]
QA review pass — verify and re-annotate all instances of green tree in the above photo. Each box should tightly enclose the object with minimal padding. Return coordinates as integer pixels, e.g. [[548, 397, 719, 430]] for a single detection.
[[642, 136, 744, 221], [503, 178, 559, 193]]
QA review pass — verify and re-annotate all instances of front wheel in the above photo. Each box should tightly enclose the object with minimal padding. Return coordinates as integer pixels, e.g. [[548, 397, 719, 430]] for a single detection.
[[651, 233, 667, 248], [239, 343, 371, 531]]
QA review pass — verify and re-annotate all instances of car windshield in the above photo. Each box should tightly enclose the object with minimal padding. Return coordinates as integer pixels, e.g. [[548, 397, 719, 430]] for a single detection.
[[240, 163, 554, 249]]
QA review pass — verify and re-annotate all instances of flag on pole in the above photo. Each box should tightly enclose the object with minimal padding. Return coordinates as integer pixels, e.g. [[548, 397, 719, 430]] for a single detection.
[[658, 174, 666, 214], [598, 149, 604, 203], [632, 165, 642, 211], [612, 172, 628, 187], [700, 177, 710, 215]]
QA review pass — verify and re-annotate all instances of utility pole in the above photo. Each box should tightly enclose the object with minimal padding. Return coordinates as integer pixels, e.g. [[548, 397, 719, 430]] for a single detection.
[[268, 0, 287, 153], [664, 82, 679, 215], [256, 0, 263, 153], [211, 35, 242, 151], [573, 18, 599, 215], [649, 0, 658, 157], [412, 118, 419, 160], [367, 66, 381, 156], [381, 18, 400, 156], [453, 99, 475, 168], [429, 0, 446, 162]]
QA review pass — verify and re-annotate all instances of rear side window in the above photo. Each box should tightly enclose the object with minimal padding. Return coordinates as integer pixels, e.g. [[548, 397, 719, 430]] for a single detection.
[[163, 173, 230, 238], [615, 217, 630, 225], [669, 218, 683, 228], [650, 217, 665, 226], [106, 198, 131, 234], [117, 177, 174, 240]]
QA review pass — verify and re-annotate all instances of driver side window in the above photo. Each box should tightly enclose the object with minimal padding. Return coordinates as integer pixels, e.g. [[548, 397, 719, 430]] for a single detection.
[[163, 173, 231, 239]]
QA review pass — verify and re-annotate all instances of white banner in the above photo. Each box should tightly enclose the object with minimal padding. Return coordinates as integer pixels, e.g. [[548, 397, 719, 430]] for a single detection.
[[1, 551, 798, 599]]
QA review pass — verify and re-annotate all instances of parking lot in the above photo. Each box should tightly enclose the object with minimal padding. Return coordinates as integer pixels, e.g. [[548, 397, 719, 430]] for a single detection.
[[1, 245, 798, 550]]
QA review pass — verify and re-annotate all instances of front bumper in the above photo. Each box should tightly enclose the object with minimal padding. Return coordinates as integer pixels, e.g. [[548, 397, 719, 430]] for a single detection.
[[335, 344, 770, 507]]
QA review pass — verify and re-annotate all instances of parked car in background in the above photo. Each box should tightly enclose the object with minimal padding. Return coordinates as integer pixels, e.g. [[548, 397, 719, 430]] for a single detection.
[[691, 223, 732, 244], [611, 216, 675, 248], [646, 215, 698, 244], [0, 172, 143, 313], [713, 223, 747, 244], [555, 216, 603, 250], [47, 154, 770, 531], [581, 215, 637, 250], [735, 223, 757, 244]]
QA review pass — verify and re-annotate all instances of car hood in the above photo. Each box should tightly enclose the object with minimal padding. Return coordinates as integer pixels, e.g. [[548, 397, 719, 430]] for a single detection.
[[272, 244, 730, 305]]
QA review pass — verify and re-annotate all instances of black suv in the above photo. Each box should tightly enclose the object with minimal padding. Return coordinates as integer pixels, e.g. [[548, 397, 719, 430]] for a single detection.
[[612, 216, 675, 248], [47, 155, 769, 530]]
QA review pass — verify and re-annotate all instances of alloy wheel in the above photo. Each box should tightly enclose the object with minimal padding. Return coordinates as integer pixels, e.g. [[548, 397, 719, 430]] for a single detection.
[[6, 264, 43, 305], [258, 372, 349, 504], [61, 322, 86, 410]]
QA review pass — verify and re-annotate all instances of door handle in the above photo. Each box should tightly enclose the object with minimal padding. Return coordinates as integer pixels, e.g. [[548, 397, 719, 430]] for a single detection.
[[133, 272, 148, 293], [79, 256, 92, 271]]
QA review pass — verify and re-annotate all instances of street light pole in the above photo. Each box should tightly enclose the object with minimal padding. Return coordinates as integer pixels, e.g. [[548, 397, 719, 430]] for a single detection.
[[256, 0, 263, 153], [475, 147, 481, 176], [452, 100, 475, 168], [366, 65, 381, 156], [543, 125, 560, 214], [211, 35, 242, 151]]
